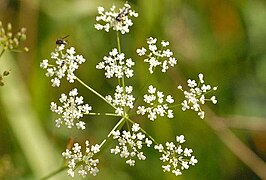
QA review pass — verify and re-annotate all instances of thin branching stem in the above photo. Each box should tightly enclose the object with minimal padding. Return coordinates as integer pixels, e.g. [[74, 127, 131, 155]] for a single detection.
[[99, 117, 126, 148], [126, 117, 160, 145], [116, 32, 127, 114], [87, 112, 120, 117], [116, 31, 121, 54], [76, 76, 116, 109]]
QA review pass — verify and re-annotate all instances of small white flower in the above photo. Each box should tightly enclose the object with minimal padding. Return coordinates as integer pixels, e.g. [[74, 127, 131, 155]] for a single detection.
[[161, 40, 169, 47], [176, 135, 186, 144], [184, 148, 193, 157], [136, 47, 146, 56], [198, 111, 205, 119], [155, 135, 197, 176], [40, 59, 49, 68], [62, 141, 100, 178], [166, 95, 174, 104], [137, 85, 174, 121], [190, 156, 198, 165], [96, 48, 135, 79], [210, 96, 217, 104], [106, 85, 135, 116], [187, 79, 197, 88], [132, 123, 140, 132], [154, 144, 164, 152], [147, 37, 157, 44], [162, 165, 171, 172], [126, 159, 135, 166], [110, 123, 152, 166], [198, 73, 204, 83], [137, 37, 177, 74]]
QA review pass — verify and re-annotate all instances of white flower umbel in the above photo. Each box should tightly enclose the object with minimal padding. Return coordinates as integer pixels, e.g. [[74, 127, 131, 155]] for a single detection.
[[154, 135, 198, 176], [96, 48, 135, 79], [95, 2, 138, 34], [62, 140, 100, 178], [137, 85, 174, 121], [136, 37, 177, 74], [178, 73, 217, 119], [50, 88, 92, 129], [110, 123, 152, 166], [105, 85, 135, 116], [40, 44, 86, 87]]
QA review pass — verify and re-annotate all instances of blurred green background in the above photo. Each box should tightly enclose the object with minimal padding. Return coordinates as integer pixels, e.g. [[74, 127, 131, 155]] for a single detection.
[[1, 0, 266, 179]]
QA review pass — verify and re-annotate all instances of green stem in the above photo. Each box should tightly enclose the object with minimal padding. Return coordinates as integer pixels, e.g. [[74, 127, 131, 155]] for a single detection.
[[116, 31, 121, 54], [87, 112, 120, 117], [116, 31, 122, 87], [40, 166, 67, 180], [99, 117, 126, 148], [76, 77, 116, 109], [40, 118, 125, 179], [0, 49, 5, 58], [169, 104, 181, 108], [116, 32, 127, 114]]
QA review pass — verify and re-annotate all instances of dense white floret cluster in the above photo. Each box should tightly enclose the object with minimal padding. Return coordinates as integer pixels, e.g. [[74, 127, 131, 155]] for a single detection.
[[137, 37, 177, 74], [50, 88, 92, 130], [62, 141, 100, 178], [137, 85, 174, 121], [178, 73, 217, 119], [95, 2, 138, 34], [40, 44, 86, 87]]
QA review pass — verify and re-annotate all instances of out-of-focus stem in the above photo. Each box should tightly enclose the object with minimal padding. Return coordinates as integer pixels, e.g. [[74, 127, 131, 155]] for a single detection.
[[204, 108, 266, 179], [0, 49, 5, 58]]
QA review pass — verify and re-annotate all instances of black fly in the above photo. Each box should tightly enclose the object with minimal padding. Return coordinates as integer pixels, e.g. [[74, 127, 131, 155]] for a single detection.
[[115, 8, 130, 22], [56, 35, 69, 45]]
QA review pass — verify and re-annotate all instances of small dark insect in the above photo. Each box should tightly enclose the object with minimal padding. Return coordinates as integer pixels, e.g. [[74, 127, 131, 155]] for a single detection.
[[116, 8, 130, 22], [56, 35, 69, 45], [60, 60, 66, 68], [3, 70, 10, 76]]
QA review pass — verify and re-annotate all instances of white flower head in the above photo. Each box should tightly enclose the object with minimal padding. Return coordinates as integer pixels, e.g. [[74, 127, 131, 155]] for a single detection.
[[51, 88, 92, 129], [96, 48, 135, 79], [95, 2, 138, 34], [137, 85, 174, 121], [62, 141, 100, 178], [106, 85, 135, 116], [178, 73, 217, 119], [40, 45, 86, 87], [110, 123, 152, 166], [136, 37, 177, 74], [155, 135, 198, 176]]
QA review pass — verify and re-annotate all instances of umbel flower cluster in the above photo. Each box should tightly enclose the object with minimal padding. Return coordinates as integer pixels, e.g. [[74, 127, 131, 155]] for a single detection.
[[40, 45, 86, 87], [110, 123, 152, 166], [137, 85, 174, 121], [50, 88, 92, 130], [62, 140, 100, 177], [178, 73, 217, 119], [0, 21, 28, 86], [0, 20, 28, 52], [137, 37, 177, 74], [40, 2, 218, 179]]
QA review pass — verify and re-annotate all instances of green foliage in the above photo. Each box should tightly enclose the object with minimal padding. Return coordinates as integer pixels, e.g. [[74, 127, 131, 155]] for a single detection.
[[0, 0, 265, 179]]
